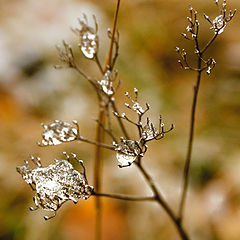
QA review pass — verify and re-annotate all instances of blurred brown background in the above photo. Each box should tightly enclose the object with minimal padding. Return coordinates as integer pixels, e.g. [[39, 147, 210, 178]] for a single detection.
[[0, 0, 240, 239]]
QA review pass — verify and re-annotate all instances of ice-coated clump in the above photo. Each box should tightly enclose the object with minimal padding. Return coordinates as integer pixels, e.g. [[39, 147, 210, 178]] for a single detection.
[[16, 154, 93, 220], [212, 15, 226, 34], [142, 122, 159, 141], [132, 102, 144, 115], [79, 30, 98, 58], [98, 70, 114, 95], [72, 15, 99, 59], [115, 139, 141, 167], [39, 120, 78, 146]]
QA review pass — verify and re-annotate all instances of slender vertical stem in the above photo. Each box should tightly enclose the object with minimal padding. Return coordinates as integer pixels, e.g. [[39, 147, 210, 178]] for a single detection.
[[94, 108, 105, 240], [178, 57, 202, 222], [105, 0, 121, 71], [94, 2, 121, 239]]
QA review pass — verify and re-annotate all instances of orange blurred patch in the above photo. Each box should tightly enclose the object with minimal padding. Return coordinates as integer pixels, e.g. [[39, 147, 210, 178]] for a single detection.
[[0, 88, 22, 122], [62, 198, 128, 240]]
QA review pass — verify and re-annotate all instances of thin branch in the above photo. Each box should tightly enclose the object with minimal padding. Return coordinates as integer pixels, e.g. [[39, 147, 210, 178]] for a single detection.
[[178, 28, 220, 222], [72, 64, 91, 81], [72, 65, 101, 100], [111, 100, 130, 139], [93, 192, 155, 201], [77, 136, 115, 150], [94, 110, 105, 240], [178, 61, 201, 222], [94, 54, 104, 74], [201, 33, 218, 54], [104, 0, 121, 71], [111, 30, 120, 69], [135, 161, 189, 240], [95, 118, 118, 143]]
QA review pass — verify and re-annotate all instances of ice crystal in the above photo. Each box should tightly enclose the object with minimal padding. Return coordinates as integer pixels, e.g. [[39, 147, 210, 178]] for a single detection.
[[98, 70, 114, 95], [38, 120, 78, 146], [16, 154, 93, 220], [142, 121, 159, 141], [80, 30, 98, 58], [124, 90, 145, 115], [73, 15, 98, 59], [212, 15, 226, 34], [115, 139, 141, 167], [132, 102, 144, 115]]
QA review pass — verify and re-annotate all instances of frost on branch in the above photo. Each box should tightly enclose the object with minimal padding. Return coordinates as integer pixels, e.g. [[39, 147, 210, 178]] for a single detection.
[[16, 153, 93, 220], [114, 138, 143, 168], [142, 118, 159, 141], [212, 15, 226, 34], [98, 70, 114, 95], [141, 116, 174, 142], [204, 0, 236, 35], [72, 14, 99, 59], [124, 89, 149, 116], [38, 120, 79, 146]]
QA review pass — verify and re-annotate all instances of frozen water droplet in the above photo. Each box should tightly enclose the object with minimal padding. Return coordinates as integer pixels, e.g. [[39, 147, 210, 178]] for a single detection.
[[116, 152, 136, 167], [16, 155, 93, 217], [98, 70, 114, 95], [132, 102, 144, 115], [206, 66, 211, 75], [212, 15, 226, 34], [113, 111, 119, 117], [41, 121, 78, 146], [115, 139, 141, 167], [78, 21, 98, 59], [186, 26, 192, 32], [195, 49, 199, 54], [142, 123, 159, 141]]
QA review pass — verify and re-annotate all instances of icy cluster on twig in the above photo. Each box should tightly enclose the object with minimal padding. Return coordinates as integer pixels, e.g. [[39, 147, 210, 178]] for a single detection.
[[176, 1, 235, 75], [72, 14, 99, 59], [97, 70, 119, 96], [142, 119, 159, 141], [204, 0, 236, 35], [37, 120, 79, 146], [141, 116, 174, 142], [16, 153, 93, 220], [124, 89, 148, 115], [112, 89, 174, 167], [98, 70, 114, 95], [113, 138, 144, 167]]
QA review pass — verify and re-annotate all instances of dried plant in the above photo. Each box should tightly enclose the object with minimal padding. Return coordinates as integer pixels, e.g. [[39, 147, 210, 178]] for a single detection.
[[16, 1, 236, 240]]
